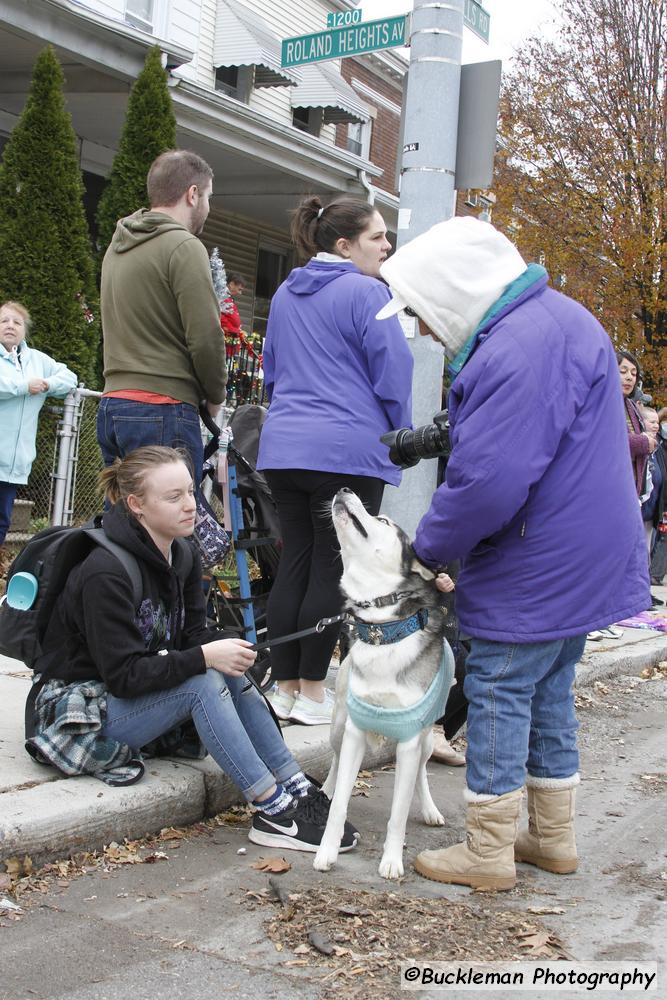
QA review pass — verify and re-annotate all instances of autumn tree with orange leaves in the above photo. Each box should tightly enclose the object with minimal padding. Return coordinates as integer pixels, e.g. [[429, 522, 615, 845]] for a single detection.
[[493, 0, 666, 398]]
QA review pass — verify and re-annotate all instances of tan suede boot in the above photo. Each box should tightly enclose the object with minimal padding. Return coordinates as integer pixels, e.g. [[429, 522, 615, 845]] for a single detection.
[[414, 788, 522, 891], [514, 775, 578, 874]]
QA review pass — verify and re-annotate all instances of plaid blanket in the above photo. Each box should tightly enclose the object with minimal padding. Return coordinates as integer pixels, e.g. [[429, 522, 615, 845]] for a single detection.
[[25, 679, 144, 786]]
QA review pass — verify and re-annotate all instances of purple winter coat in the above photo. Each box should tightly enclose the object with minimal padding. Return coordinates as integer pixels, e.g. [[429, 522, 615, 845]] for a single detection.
[[412, 275, 650, 642], [257, 259, 413, 486]]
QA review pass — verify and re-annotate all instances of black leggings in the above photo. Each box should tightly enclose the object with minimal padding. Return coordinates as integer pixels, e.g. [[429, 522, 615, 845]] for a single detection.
[[263, 469, 385, 682]]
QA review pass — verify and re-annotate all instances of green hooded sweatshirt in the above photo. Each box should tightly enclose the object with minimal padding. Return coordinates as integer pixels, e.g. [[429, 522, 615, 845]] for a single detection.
[[101, 209, 225, 407]]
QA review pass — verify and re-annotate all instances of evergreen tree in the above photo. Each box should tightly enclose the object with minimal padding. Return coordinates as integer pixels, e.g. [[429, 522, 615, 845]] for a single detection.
[[96, 45, 176, 256], [0, 46, 99, 386]]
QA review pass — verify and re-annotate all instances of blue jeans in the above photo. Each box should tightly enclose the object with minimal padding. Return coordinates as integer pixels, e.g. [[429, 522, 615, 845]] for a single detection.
[[101, 669, 299, 801], [0, 481, 18, 545], [463, 635, 586, 796], [97, 397, 204, 484]]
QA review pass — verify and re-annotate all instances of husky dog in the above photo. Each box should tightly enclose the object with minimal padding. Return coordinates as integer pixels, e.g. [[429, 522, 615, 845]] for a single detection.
[[313, 488, 454, 879]]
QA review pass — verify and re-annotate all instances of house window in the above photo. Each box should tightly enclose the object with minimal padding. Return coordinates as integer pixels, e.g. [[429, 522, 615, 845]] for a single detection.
[[346, 120, 371, 159], [125, 0, 154, 32], [253, 245, 292, 338], [347, 122, 363, 156], [292, 107, 322, 137], [215, 65, 253, 103]]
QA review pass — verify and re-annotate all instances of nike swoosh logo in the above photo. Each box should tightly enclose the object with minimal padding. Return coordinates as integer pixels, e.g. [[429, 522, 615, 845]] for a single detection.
[[263, 818, 298, 835]]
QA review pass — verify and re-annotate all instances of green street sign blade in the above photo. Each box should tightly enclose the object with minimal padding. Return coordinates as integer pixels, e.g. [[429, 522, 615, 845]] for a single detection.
[[464, 0, 491, 44], [281, 15, 407, 68]]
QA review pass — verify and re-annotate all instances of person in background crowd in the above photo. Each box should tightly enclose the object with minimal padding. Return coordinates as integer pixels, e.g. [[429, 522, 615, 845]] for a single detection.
[[221, 272, 246, 359], [638, 403, 667, 601], [638, 405, 662, 554], [376, 216, 649, 891], [28, 446, 357, 854], [652, 407, 667, 585], [97, 149, 225, 485], [0, 300, 77, 549], [617, 350, 657, 500], [257, 195, 414, 726]]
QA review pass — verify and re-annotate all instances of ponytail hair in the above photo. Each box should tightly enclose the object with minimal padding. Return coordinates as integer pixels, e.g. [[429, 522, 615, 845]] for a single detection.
[[290, 195, 376, 262], [98, 446, 192, 507]]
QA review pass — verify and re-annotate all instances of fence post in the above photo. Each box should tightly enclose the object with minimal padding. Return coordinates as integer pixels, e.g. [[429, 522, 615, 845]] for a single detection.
[[50, 390, 78, 526]]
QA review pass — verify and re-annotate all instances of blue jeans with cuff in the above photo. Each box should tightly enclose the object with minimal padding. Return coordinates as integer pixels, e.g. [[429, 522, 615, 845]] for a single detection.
[[463, 634, 586, 796], [97, 397, 204, 485], [101, 669, 299, 801]]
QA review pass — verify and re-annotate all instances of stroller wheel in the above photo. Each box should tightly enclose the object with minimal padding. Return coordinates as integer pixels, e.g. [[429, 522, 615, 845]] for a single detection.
[[249, 649, 272, 691]]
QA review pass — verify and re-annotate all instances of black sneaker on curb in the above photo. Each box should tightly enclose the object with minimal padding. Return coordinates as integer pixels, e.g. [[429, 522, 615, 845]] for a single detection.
[[307, 786, 361, 844], [248, 789, 359, 853]]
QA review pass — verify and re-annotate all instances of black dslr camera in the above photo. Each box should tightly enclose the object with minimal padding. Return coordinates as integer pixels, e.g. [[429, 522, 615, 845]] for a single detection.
[[381, 410, 451, 469]]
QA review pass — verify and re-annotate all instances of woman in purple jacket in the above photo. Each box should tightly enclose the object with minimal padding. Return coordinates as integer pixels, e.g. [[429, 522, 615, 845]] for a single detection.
[[257, 196, 413, 725], [376, 217, 649, 891]]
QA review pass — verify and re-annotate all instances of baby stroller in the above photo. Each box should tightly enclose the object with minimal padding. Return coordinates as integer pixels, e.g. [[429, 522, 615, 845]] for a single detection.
[[201, 405, 281, 691]]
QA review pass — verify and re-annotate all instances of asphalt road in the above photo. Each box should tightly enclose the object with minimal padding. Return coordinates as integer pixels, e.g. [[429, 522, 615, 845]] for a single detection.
[[1, 668, 665, 1000]]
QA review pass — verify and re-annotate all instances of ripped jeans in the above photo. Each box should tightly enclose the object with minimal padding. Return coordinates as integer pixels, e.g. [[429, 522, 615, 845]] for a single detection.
[[102, 669, 299, 801]]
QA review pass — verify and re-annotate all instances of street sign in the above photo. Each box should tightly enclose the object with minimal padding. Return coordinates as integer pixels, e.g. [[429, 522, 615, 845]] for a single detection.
[[281, 15, 407, 68], [464, 0, 490, 44]]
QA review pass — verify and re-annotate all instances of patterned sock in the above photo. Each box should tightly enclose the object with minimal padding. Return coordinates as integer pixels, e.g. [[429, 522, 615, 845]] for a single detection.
[[253, 783, 294, 815], [283, 771, 312, 799]]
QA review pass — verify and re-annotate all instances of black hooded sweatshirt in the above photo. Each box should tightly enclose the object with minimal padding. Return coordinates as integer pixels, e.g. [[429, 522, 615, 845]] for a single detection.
[[35, 504, 218, 699]]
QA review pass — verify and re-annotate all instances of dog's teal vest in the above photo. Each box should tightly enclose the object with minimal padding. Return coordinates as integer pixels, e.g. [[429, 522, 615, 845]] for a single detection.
[[346, 641, 455, 742]]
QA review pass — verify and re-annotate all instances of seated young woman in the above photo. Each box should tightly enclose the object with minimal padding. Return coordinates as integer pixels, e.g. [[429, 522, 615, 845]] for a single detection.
[[30, 445, 356, 853]]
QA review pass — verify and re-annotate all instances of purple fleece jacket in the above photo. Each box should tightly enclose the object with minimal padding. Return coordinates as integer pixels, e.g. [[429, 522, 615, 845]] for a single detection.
[[412, 276, 650, 642], [257, 259, 413, 486]]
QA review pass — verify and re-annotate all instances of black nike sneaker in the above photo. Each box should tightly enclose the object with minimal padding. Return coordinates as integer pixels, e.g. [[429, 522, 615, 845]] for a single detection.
[[307, 786, 361, 844], [248, 787, 359, 853]]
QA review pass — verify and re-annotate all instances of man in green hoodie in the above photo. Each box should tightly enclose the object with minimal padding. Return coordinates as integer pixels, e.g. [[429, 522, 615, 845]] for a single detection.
[[97, 149, 225, 483]]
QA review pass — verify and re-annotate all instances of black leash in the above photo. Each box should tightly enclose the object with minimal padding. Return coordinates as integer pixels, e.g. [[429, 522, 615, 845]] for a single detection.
[[252, 614, 347, 652]]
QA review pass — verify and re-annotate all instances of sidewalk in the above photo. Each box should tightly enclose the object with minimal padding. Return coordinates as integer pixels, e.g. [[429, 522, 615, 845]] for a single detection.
[[1, 590, 665, 867]]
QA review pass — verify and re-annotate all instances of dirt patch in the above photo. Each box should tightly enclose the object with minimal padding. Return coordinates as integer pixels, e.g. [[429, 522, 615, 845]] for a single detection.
[[632, 772, 667, 796], [242, 883, 572, 999]]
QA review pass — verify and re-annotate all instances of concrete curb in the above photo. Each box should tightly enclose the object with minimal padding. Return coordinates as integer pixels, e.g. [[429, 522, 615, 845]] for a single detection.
[[577, 632, 666, 686], [0, 721, 397, 866]]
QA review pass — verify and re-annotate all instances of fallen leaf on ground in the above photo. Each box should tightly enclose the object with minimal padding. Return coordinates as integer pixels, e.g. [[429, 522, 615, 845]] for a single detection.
[[527, 905, 566, 915], [251, 856, 291, 873], [159, 827, 186, 840]]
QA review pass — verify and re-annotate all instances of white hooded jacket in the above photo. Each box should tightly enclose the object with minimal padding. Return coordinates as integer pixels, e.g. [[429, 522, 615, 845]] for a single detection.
[[377, 217, 527, 356]]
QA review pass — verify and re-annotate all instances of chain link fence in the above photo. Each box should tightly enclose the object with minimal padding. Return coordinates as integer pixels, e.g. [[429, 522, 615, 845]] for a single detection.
[[11, 345, 268, 542], [15, 388, 103, 531]]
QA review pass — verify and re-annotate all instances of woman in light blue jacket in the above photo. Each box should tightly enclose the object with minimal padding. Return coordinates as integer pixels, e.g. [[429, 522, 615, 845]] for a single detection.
[[0, 301, 77, 545]]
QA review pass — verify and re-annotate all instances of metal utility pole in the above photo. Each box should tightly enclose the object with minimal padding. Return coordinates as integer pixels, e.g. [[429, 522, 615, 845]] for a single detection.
[[382, 0, 464, 538]]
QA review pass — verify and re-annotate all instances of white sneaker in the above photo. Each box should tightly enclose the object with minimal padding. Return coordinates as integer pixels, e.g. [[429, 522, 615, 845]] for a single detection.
[[289, 689, 335, 726], [266, 684, 296, 721]]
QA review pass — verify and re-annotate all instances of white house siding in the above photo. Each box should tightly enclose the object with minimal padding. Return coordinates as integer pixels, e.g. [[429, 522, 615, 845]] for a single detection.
[[202, 205, 293, 332], [166, 0, 201, 72], [198, 1, 341, 142], [195, 0, 218, 88]]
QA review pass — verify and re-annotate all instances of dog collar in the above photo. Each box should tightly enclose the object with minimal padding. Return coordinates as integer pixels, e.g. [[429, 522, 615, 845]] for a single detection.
[[353, 590, 414, 610], [353, 607, 429, 646]]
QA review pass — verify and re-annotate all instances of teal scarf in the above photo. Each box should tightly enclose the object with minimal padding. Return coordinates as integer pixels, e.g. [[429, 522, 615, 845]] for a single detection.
[[346, 642, 455, 742]]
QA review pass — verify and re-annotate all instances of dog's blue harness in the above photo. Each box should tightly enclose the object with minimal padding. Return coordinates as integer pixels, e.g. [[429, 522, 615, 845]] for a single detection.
[[347, 630, 455, 743]]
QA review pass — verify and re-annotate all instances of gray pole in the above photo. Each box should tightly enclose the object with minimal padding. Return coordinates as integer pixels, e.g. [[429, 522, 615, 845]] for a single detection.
[[382, 0, 463, 538]]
